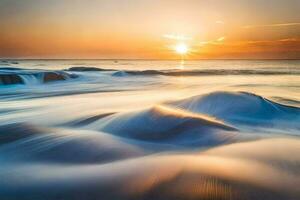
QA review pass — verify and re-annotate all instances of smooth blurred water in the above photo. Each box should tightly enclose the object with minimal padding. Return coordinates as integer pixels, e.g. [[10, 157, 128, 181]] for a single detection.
[[0, 59, 299, 124], [0, 59, 299, 200]]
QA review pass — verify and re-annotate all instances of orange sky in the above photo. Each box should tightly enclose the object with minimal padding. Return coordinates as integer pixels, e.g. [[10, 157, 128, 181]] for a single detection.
[[0, 0, 300, 59]]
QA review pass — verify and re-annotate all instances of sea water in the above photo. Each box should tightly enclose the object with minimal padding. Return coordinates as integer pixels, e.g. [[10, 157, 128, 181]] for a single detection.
[[0, 59, 299, 199]]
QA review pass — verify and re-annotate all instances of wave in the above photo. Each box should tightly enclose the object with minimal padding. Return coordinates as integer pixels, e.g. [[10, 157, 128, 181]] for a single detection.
[[68, 91, 300, 137], [169, 91, 300, 130], [1, 137, 300, 200], [67, 66, 114, 72], [67, 66, 299, 76], [0, 90, 300, 199], [0, 123, 145, 164], [125, 69, 299, 76], [0, 68, 78, 86], [0, 60, 19, 65], [1, 66, 298, 86], [80, 105, 248, 147]]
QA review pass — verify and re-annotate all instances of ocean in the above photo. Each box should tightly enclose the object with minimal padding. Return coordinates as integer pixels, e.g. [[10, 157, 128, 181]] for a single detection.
[[0, 59, 300, 199]]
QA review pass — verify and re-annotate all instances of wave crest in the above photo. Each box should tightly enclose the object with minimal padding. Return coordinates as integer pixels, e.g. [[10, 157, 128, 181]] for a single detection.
[[81, 105, 240, 147], [170, 91, 300, 130]]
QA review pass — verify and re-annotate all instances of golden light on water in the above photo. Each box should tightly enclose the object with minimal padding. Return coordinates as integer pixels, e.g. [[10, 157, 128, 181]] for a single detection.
[[174, 43, 189, 69]]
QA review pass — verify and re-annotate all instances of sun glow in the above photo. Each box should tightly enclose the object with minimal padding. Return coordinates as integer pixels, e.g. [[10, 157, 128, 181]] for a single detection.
[[175, 43, 189, 55]]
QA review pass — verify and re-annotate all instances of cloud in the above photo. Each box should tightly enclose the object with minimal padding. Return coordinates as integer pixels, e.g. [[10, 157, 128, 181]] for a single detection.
[[163, 34, 192, 41], [243, 22, 300, 29], [194, 38, 300, 59], [278, 38, 300, 42], [217, 37, 226, 42], [199, 36, 226, 46], [215, 20, 224, 24], [242, 38, 300, 45]]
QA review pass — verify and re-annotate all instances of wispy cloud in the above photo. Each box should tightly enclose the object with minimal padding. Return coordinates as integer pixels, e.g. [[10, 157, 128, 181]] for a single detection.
[[278, 38, 300, 42], [199, 36, 226, 46], [217, 37, 226, 42], [243, 22, 300, 29], [217, 38, 300, 48], [163, 34, 192, 41], [244, 38, 300, 46]]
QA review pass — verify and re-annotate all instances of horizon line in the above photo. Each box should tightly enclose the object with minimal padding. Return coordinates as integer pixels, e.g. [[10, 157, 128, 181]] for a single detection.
[[1, 58, 300, 61]]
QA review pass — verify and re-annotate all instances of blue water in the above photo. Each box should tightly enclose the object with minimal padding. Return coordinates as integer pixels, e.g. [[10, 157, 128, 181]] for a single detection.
[[0, 59, 300, 199]]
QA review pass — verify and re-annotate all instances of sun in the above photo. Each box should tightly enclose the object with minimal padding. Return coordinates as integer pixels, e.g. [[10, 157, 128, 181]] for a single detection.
[[175, 43, 188, 55]]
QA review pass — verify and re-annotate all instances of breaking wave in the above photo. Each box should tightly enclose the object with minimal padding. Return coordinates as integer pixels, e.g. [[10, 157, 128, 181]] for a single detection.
[[67, 66, 299, 76], [169, 91, 300, 131], [0, 68, 78, 86]]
